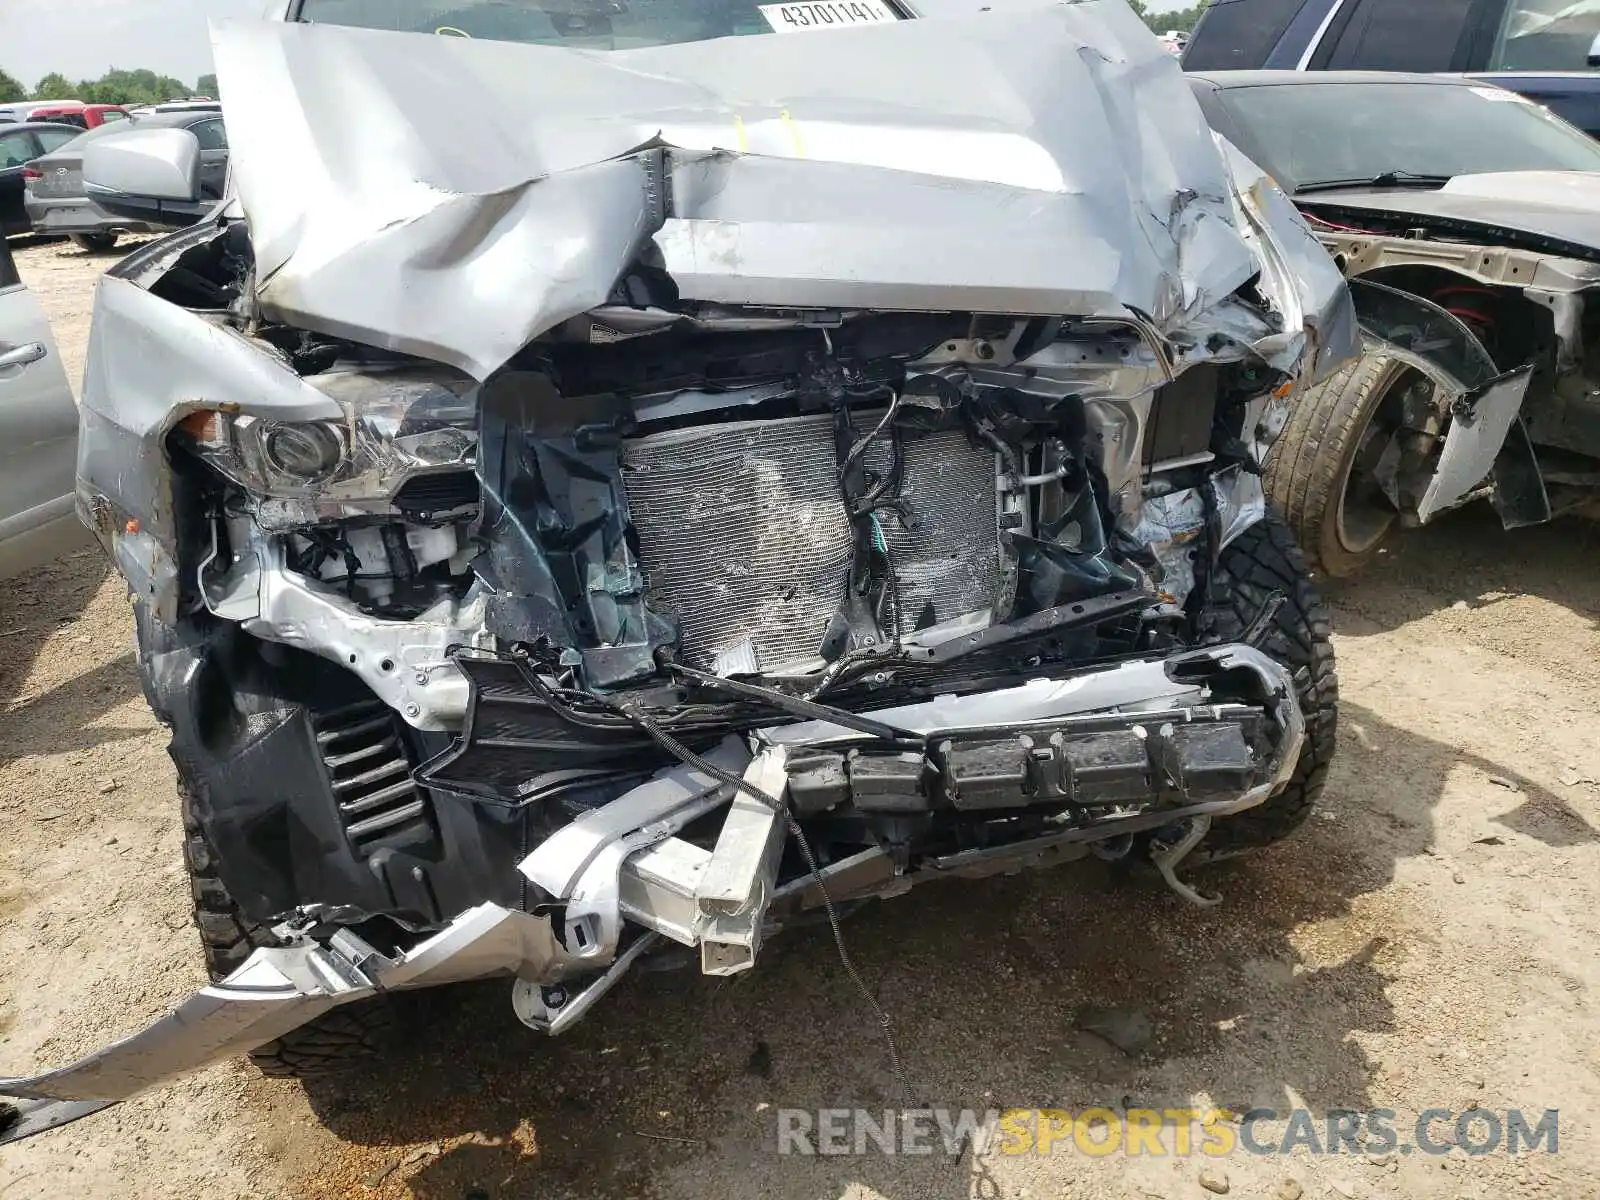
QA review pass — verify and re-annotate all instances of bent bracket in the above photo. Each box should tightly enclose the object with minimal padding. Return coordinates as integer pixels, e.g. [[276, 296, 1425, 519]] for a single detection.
[[696, 745, 789, 976], [518, 736, 751, 962], [521, 740, 794, 978], [1417, 365, 1534, 522]]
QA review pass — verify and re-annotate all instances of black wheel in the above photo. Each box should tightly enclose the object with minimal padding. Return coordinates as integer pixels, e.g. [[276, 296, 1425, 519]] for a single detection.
[[1264, 341, 1442, 577], [180, 777, 400, 1077], [69, 231, 119, 253], [1198, 513, 1338, 855]]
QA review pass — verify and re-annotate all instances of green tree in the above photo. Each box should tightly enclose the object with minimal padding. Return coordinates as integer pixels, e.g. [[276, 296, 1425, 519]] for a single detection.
[[0, 69, 25, 104], [1141, 2, 1207, 35], [195, 73, 218, 99], [32, 72, 77, 101], [78, 68, 192, 106]]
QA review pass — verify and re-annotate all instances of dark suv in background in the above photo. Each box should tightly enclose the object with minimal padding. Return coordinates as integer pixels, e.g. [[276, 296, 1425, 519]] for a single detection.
[[1183, 0, 1600, 138]]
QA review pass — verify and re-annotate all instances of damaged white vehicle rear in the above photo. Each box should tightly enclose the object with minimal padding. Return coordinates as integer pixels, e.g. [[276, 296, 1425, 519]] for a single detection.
[[1, 0, 1354, 1142]]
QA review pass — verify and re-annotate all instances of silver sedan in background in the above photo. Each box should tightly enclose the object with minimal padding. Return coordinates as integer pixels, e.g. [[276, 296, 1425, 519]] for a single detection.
[[24, 110, 227, 251], [0, 237, 85, 578]]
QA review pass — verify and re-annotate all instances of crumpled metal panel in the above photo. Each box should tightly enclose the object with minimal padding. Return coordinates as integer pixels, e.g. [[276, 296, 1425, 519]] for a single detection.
[[77, 271, 344, 622], [1213, 136, 1358, 383], [210, 2, 1262, 379]]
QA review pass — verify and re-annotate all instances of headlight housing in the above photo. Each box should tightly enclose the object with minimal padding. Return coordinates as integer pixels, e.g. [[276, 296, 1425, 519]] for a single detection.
[[173, 366, 479, 528]]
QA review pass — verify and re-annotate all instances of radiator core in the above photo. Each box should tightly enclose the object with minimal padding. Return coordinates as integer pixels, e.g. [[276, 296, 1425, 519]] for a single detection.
[[619, 412, 999, 673]]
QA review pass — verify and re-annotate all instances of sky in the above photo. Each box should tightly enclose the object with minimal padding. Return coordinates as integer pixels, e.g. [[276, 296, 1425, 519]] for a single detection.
[[1, 0, 262, 89], [1, 0, 1192, 91]]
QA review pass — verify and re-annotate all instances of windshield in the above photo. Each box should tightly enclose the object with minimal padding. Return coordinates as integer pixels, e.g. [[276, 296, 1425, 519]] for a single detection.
[[293, 0, 900, 49], [1219, 81, 1600, 193], [1490, 0, 1600, 70]]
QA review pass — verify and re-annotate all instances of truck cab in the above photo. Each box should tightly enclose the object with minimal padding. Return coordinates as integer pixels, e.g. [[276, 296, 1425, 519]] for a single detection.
[[25, 103, 131, 130]]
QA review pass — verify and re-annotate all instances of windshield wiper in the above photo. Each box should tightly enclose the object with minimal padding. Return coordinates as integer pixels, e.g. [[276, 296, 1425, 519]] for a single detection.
[[1295, 170, 1453, 195]]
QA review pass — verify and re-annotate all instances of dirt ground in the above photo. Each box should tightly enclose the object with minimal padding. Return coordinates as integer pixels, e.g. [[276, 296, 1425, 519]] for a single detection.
[[1, 238, 1598, 1200]]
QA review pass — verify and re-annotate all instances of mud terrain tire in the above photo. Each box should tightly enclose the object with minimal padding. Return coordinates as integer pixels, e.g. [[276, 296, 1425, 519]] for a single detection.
[[181, 779, 398, 1077], [1199, 512, 1338, 855]]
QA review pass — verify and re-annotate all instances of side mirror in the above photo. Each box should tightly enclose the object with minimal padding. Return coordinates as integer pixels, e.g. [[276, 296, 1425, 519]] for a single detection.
[[82, 127, 209, 228], [1588, 31, 1600, 67]]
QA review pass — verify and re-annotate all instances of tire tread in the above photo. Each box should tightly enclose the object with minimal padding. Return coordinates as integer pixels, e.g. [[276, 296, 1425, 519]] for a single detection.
[[1202, 513, 1339, 853], [1263, 346, 1397, 578]]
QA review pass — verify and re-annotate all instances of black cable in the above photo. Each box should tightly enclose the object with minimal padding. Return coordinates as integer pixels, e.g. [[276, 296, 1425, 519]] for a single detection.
[[838, 393, 912, 520], [666, 661, 916, 744], [839, 399, 901, 481], [609, 699, 909, 1104], [876, 526, 906, 653]]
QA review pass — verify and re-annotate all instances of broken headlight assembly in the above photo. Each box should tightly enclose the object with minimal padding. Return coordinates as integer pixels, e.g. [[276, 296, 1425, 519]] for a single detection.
[[172, 367, 480, 527]]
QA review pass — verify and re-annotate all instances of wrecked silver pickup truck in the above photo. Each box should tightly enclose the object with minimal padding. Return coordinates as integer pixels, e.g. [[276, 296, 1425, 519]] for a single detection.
[[2, 0, 1354, 1142]]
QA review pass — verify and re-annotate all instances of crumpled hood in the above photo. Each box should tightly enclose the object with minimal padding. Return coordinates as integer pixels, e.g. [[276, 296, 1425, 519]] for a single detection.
[[212, 2, 1263, 380], [1298, 170, 1600, 261]]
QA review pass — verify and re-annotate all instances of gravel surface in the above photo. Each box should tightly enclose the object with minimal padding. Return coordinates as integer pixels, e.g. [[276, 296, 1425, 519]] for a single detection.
[[2, 238, 1598, 1199]]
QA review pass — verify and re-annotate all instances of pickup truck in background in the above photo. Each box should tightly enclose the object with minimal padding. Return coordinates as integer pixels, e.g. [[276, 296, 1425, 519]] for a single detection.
[[25, 103, 131, 131], [1183, 0, 1600, 138]]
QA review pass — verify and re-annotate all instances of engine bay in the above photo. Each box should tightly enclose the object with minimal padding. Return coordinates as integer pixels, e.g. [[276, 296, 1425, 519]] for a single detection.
[[146, 225, 1290, 730]]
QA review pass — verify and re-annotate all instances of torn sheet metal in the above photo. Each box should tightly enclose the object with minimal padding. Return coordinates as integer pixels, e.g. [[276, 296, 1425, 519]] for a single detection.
[[1417, 366, 1535, 522], [1214, 135, 1359, 382], [1132, 487, 1206, 604], [0, 903, 590, 1130], [210, 3, 1261, 379]]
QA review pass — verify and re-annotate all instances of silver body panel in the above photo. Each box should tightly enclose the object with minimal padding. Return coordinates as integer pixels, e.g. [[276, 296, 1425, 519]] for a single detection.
[[24, 193, 162, 237], [1300, 169, 1600, 252], [207, 5, 1342, 380], [25, 115, 228, 238], [0, 244, 87, 580], [1416, 366, 1537, 520]]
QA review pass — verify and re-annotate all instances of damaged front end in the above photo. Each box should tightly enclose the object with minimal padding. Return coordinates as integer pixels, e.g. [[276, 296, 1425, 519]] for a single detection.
[[3, 0, 1353, 1140]]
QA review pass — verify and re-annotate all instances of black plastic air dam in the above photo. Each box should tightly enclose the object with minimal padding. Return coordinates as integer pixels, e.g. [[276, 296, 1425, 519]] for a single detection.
[[137, 610, 529, 929], [418, 658, 675, 802]]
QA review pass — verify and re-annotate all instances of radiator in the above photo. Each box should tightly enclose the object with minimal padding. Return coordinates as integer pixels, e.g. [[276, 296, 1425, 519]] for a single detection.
[[620, 412, 999, 674]]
